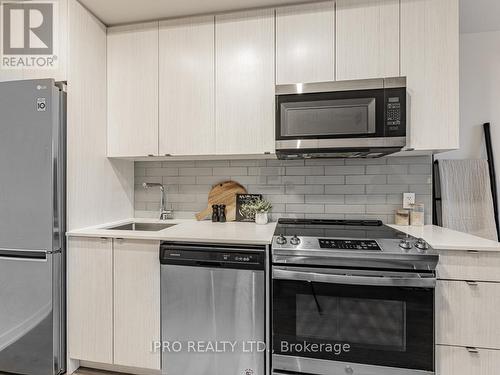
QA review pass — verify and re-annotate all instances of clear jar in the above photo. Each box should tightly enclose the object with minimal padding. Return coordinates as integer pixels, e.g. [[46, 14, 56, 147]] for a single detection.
[[410, 203, 425, 226], [395, 209, 410, 226]]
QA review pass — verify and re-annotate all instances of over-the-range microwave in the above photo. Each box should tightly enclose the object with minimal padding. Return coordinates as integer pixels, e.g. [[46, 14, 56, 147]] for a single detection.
[[275, 77, 407, 159]]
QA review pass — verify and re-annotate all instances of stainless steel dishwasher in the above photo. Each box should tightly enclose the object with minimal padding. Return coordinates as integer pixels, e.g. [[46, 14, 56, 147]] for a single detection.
[[160, 242, 266, 375]]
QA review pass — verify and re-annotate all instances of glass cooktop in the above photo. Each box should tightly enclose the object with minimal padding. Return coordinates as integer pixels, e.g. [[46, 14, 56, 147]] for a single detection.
[[275, 218, 411, 240]]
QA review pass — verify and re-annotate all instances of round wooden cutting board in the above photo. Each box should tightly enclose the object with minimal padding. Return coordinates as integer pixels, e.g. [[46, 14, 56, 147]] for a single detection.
[[195, 180, 247, 221]]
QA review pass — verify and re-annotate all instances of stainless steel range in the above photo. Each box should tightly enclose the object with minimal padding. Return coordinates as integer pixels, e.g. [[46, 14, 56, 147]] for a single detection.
[[271, 219, 438, 375]]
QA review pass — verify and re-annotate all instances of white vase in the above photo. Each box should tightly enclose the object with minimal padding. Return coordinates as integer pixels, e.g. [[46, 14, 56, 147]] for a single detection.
[[255, 212, 268, 225]]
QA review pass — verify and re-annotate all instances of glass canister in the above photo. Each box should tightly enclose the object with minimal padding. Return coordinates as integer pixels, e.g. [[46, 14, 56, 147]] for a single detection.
[[395, 209, 410, 226], [410, 203, 425, 226]]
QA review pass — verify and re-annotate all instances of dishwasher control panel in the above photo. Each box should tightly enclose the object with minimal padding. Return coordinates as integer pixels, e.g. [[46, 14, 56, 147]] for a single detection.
[[160, 243, 265, 270]]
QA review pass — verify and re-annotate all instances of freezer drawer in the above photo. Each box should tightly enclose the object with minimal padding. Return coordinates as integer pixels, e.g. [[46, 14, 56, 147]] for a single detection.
[[162, 264, 265, 375], [0, 249, 63, 375]]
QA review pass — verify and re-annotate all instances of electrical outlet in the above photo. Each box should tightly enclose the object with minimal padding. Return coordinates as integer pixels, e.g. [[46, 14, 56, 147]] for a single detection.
[[403, 193, 415, 209]]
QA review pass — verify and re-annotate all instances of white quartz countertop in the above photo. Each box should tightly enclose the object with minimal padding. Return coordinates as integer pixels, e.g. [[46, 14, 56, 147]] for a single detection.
[[66, 218, 277, 245], [389, 224, 500, 251]]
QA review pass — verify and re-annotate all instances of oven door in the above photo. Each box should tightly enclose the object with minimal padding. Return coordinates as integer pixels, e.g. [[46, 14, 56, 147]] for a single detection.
[[272, 266, 435, 375]]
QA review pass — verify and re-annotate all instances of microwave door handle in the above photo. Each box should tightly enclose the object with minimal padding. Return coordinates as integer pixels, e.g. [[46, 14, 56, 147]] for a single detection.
[[272, 268, 436, 288]]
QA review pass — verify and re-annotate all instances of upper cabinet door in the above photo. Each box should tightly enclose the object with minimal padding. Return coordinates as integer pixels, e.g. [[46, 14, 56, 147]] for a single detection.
[[336, 0, 400, 80], [215, 10, 275, 155], [107, 22, 159, 157], [401, 0, 459, 151], [159, 16, 215, 156], [276, 2, 335, 84]]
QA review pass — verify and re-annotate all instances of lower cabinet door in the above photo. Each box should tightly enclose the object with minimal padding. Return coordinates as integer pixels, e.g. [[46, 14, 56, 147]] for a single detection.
[[68, 237, 113, 363], [436, 280, 500, 349], [113, 239, 161, 370], [437, 345, 500, 375]]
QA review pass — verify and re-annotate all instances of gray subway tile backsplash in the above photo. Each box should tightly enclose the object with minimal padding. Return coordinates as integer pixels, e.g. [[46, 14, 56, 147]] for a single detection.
[[366, 164, 408, 175], [134, 155, 433, 224], [286, 204, 325, 214], [305, 176, 345, 185], [345, 175, 387, 185], [305, 195, 345, 204], [179, 167, 212, 176], [213, 167, 248, 176], [325, 185, 365, 195], [286, 166, 324, 175], [387, 174, 432, 185], [324, 165, 365, 175]]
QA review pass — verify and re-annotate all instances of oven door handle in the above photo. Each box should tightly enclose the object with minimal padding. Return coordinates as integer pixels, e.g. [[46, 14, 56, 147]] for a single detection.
[[272, 267, 436, 288]]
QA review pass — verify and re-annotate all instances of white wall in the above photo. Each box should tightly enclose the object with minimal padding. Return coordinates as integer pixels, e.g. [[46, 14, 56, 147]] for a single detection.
[[438, 31, 500, 196]]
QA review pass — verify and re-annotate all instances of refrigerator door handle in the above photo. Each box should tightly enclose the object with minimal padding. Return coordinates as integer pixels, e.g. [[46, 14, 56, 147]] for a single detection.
[[0, 248, 48, 261], [52, 86, 62, 253]]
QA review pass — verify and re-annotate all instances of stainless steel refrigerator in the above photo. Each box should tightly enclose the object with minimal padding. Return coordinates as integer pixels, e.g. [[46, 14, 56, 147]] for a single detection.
[[0, 79, 66, 375]]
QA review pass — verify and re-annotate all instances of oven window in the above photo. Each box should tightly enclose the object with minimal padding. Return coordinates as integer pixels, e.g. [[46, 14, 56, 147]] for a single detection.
[[280, 98, 376, 137], [296, 294, 406, 351], [273, 279, 434, 372]]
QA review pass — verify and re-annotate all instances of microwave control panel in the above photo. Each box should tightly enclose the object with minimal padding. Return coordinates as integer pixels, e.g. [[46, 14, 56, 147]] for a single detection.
[[386, 97, 401, 127], [384, 87, 406, 136]]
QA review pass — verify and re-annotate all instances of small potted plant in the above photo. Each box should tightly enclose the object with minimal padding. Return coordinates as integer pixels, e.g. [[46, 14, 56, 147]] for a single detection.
[[240, 198, 272, 225]]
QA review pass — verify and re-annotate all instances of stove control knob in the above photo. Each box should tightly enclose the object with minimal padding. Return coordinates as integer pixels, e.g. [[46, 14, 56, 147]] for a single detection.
[[415, 238, 429, 251], [290, 235, 301, 246], [276, 235, 287, 245], [399, 239, 413, 250]]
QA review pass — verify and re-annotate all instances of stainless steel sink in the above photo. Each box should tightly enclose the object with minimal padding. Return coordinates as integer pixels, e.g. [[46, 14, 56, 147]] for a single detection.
[[107, 222, 176, 231]]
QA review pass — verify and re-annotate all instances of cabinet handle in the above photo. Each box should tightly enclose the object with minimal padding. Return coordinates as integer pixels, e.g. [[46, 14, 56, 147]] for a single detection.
[[466, 347, 479, 354], [467, 250, 479, 254], [465, 281, 478, 286]]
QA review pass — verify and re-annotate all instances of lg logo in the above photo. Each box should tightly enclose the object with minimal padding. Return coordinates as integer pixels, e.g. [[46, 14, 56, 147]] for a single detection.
[[1, 1, 57, 69]]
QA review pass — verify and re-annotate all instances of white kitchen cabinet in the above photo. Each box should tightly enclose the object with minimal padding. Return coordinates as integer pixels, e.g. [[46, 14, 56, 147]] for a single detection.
[[113, 239, 161, 370], [437, 345, 500, 375], [68, 237, 160, 369], [401, 0, 459, 151], [437, 250, 500, 283], [276, 2, 335, 84], [107, 22, 159, 157], [68, 237, 113, 363], [159, 16, 215, 156], [215, 9, 275, 155], [336, 0, 399, 81], [436, 280, 500, 350]]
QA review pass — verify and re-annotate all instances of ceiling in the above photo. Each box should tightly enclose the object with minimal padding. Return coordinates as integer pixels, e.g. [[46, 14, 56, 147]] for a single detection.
[[460, 0, 500, 33], [78, 0, 317, 26], [79, 0, 500, 32]]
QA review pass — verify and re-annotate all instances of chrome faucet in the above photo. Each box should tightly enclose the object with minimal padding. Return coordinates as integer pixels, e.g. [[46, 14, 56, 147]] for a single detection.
[[142, 182, 173, 220]]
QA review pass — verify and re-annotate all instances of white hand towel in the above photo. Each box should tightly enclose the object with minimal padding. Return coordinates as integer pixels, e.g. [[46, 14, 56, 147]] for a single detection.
[[439, 159, 498, 241]]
